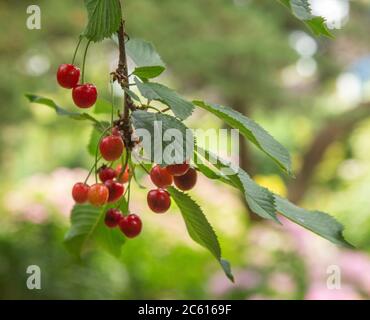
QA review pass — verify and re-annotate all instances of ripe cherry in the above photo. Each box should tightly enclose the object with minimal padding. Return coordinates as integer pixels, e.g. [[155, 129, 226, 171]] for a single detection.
[[150, 165, 173, 188], [99, 135, 124, 161], [119, 214, 142, 238], [147, 189, 171, 214], [105, 208, 123, 228], [72, 83, 97, 108], [174, 167, 197, 191], [98, 166, 117, 183], [57, 64, 80, 89], [72, 182, 89, 204], [88, 183, 109, 206], [112, 127, 121, 136], [116, 164, 130, 184], [104, 179, 124, 203], [166, 163, 190, 176]]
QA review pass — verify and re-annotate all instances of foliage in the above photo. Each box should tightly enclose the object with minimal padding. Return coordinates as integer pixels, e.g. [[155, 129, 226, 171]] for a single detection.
[[25, 0, 354, 282]]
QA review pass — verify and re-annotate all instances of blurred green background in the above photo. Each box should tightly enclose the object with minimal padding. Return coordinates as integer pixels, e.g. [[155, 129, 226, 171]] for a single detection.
[[0, 0, 370, 299]]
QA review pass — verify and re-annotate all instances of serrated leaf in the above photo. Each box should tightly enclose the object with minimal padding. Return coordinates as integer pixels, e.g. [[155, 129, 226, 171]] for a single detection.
[[83, 0, 122, 42], [197, 148, 278, 222], [64, 204, 126, 258], [26, 94, 103, 129], [131, 110, 194, 165], [135, 80, 194, 120], [194, 101, 292, 175], [196, 147, 353, 248], [278, 0, 333, 37], [275, 196, 353, 248], [168, 187, 234, 282], [126, 38, 165, 79]]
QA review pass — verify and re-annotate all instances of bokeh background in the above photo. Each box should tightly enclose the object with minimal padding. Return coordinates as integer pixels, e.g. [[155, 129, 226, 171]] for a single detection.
[[0, 0, 370, 299]]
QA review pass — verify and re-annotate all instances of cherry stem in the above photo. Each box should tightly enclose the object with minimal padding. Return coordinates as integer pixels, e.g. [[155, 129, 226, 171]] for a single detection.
[[81, 40, 92, 84], [84, 155, 102, 184], [118, 149, 130, 181], [110, 79, 114, 125], [138, 161, 150, 174], [72, 35, 83, 65]]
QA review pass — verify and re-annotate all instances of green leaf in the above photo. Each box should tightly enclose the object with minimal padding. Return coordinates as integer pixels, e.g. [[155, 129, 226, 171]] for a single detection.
[[123, 87, 141, 103], [135, 80, 194, 120], [64, 204, 125, 258], [26, 94, 102, 128], [93, 99, 115, 114], [278, 0, 333, 37], [197, 148, 278, 222], [168, 187, 234, 282], [126, 38, 166, 79], [275, 196, 353, 248], [197, 147, 353, 248], [131, 110, 194, 165], [133, 66, 165, 80], [83, 0, 122, 42], [194, 100, 292, 175]]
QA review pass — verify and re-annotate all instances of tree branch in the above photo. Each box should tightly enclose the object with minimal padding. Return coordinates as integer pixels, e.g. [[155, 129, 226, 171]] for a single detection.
[[287, 102, 370, 204]]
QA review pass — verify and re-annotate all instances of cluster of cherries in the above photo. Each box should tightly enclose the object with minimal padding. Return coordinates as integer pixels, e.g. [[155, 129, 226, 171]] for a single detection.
[[57, 63, 98, 108], [70, 124, 198, 239]]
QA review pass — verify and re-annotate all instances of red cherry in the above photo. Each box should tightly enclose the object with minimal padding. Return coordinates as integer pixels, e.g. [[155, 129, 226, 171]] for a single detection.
[[104, 179, 124, 203], [116, 164, 130, 184], [57, 64, 80, 89], [88, 183, 109, 206], [150, 165, 173, 188], [166, 163, 190, 176], [105, 208, 123, 228], [72, 83, 97, 108], [112, 127, 121, 136], [174, 167, 197, 191], [98, 166, 117, 183], [72, 182, 89, 203], [119, 214, 142, 238], [99, 135, 124, 161], [147, 189, 171, 214]]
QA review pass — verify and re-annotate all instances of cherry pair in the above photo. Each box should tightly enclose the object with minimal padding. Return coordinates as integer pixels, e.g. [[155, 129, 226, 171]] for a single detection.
[[147, 163, 198, 214], [57, 64, 97, 108], [72, 180, 124, 207], [99, 164, 129, 184], [105, 209, 142, 238]]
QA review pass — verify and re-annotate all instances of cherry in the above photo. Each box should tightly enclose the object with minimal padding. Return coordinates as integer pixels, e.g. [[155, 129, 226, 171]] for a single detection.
[[88, 183, 109, 206], [112, 127, 121, 136], [166, 163, 190, 176], [150, 165, 173, 188], [57, 64, 80, 89], [116, 164, 130, 183], [72, 83, 97, 108], [104, 179, 124, 203], [72, 182, 89, 204], [174, 167, 197, 191], [99, 135, 124, 161], [147, 189, 171, 214], [98, 166, 117, 183], [119, 214, 142, 238], [105, 208, 123, 228]]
